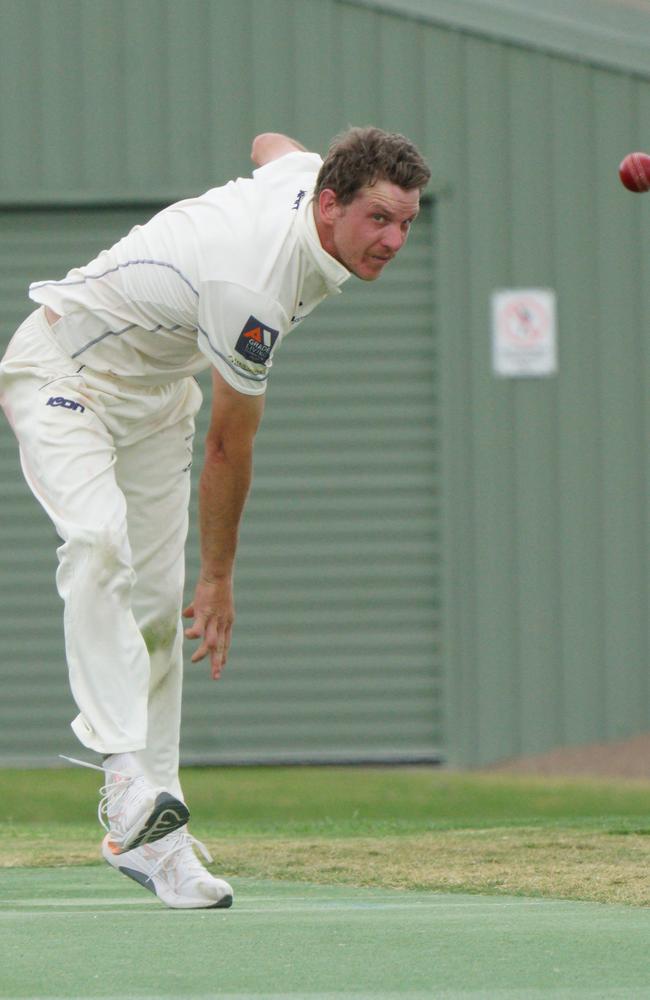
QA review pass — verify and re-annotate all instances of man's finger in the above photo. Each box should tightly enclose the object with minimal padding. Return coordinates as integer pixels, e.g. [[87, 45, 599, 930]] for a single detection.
[[191, 640, 209, 663], [207, 621, 231, 680], [184, 612, 207, 639], [211, 644, 228, 680]]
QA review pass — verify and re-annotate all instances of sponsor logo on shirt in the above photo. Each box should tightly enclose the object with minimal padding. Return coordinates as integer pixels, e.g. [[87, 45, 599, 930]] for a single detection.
[[232, 316, 279, 373], [46, 395, 86, 413], [292, 190, 306, 211]]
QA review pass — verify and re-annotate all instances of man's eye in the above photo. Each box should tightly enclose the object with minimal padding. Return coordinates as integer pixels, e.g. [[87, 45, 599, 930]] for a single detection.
[[373, 213, 387, 223]]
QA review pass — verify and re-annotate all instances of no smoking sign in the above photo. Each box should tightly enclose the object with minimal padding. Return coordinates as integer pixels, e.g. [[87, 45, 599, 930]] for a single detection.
[[491, 288, 557, 377]]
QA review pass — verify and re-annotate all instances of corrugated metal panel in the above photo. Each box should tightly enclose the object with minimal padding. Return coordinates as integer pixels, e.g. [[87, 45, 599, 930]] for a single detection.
[[0, 209, 161, 765], [2, 0, 649, 208], [0, 202, 441, 766], [592, 70, 650, 744], [181, 203, 440, 763], [0, 207, 159, 334], [0, 207, 161, 765], [3, 0, 650, 768], [436, 32, 650, 765], [349, 0, 650, 77], [0, 0, 432, 204]]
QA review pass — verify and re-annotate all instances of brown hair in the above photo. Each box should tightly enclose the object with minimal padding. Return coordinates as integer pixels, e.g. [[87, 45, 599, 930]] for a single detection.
[[315, 126, 431, 205]]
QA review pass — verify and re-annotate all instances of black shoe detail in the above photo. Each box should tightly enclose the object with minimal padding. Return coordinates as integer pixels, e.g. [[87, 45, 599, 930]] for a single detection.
[[212, 893, 233, 909], [117, 864, 158, 897], [126, 793, 190, 851]]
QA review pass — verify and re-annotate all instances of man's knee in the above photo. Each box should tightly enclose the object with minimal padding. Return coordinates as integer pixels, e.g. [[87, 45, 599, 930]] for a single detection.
[[140, 613, 183, 688], [140, 615, 181, 657], [57, 526, 135, 591]]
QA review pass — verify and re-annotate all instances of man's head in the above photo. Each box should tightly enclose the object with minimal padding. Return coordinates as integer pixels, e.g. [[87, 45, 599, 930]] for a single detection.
[[313, 127, 431, 281]]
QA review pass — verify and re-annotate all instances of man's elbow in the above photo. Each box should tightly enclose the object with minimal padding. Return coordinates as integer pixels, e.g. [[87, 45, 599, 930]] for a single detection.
[[251, 132, 306, 167], [204, 428, 257, 466], [251, 133, 273, 166]]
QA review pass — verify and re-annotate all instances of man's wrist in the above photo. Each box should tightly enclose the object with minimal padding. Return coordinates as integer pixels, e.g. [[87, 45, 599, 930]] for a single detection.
[[198, 571, 233, 586]]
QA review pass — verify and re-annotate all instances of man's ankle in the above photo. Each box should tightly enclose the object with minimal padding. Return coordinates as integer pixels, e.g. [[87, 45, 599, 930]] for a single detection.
[[102, 752, 139, 776]]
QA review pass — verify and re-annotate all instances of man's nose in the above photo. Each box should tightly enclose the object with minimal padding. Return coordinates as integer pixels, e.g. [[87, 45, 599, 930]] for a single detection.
[[382, 224, 407, 252]]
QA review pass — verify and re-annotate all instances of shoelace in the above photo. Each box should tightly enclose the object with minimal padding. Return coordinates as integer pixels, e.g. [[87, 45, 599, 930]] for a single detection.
[[147, 830, 214, 880], [59, 754, 146, 833], [59, 756, 207, 873]]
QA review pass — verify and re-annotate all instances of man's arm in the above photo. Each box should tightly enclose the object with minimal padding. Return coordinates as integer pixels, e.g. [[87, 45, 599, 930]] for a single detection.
[[183, 367, 265, 679], [251, 132, 308, 167]]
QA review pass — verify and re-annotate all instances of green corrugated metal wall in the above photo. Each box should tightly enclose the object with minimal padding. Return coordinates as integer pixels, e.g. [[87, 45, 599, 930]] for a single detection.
[[2, 0, 650, 766], [434, 35, 650, 766], [0, 203, 440, 767], [0, 208, 151, 762], [182, 206, 440, 763]]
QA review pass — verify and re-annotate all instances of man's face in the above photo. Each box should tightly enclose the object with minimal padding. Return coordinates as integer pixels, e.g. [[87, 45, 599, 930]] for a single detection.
[[317, 180, 421, 281]]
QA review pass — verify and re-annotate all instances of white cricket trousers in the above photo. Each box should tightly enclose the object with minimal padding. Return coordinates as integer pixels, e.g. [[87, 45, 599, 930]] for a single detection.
[[0, 308, 202, 798]]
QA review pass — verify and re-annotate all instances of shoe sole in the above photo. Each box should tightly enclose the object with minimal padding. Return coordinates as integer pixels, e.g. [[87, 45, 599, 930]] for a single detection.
[[107, 793, 190, 854], [102, 837, 234, 910], [118, 863, 233, 909]]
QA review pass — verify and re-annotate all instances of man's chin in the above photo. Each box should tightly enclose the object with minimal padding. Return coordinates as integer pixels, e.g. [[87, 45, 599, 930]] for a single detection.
[[352, 260, 388, 281]]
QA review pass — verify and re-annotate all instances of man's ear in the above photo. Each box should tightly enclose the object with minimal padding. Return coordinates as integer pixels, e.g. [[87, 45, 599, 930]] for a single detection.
[[317, 188, 343, 223]]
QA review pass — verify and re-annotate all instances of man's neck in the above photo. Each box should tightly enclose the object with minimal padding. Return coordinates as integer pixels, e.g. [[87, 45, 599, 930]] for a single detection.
[[311, 200, 334, 259]]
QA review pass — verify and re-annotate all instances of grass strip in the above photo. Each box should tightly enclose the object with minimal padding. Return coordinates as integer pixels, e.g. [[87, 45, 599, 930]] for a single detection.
[[3, 766, 650, 829]]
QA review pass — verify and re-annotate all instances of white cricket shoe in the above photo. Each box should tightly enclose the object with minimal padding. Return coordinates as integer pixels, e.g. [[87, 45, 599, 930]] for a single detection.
[[99, 770, 190, 855], [102, 829, 234, 909], [59, 753, 189, 855]]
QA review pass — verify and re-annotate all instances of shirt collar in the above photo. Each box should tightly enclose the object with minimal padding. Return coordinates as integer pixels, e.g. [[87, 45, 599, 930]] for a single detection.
[[297, 194, 351, 292]]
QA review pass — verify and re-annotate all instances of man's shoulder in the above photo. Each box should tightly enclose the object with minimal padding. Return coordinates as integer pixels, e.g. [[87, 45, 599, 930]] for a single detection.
[[162, 151, 322, 225]]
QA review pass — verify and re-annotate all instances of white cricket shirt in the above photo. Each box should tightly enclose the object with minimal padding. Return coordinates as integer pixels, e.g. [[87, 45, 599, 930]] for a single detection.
[[29, 152, 351, 394]]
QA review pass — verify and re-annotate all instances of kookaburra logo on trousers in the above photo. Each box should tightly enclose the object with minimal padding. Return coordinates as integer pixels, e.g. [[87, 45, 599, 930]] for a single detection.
[[46, 395, 86, 413]]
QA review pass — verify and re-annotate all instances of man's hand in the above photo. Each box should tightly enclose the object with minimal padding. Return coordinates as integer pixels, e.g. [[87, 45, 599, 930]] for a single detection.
[[183, 576, 234, 680], [186, 370, 263, 680]]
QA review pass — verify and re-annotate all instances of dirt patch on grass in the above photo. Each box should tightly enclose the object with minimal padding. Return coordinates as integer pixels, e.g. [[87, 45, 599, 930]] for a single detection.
[[207, 829, 650, 907], [485, 732, 650, 780]]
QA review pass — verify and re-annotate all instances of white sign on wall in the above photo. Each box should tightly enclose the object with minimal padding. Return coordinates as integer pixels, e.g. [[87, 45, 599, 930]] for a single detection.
[[491, 288, 557, 377]]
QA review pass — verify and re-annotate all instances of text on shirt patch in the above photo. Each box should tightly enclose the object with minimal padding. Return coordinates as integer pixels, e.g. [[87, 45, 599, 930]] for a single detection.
[[232, 315, 280, 373], [292, 190, 306, 211]]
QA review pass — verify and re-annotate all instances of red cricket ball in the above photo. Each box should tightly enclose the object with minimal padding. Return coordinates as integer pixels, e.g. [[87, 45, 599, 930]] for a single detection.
[[619, 151, 650, 193]]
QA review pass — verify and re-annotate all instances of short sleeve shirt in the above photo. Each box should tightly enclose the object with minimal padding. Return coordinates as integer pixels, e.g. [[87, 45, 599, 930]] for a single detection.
[[28, 152, 351, 394]]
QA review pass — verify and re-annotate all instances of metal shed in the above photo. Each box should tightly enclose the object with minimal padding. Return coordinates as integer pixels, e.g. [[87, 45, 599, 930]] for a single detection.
[[1, 0, 650, 768]]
